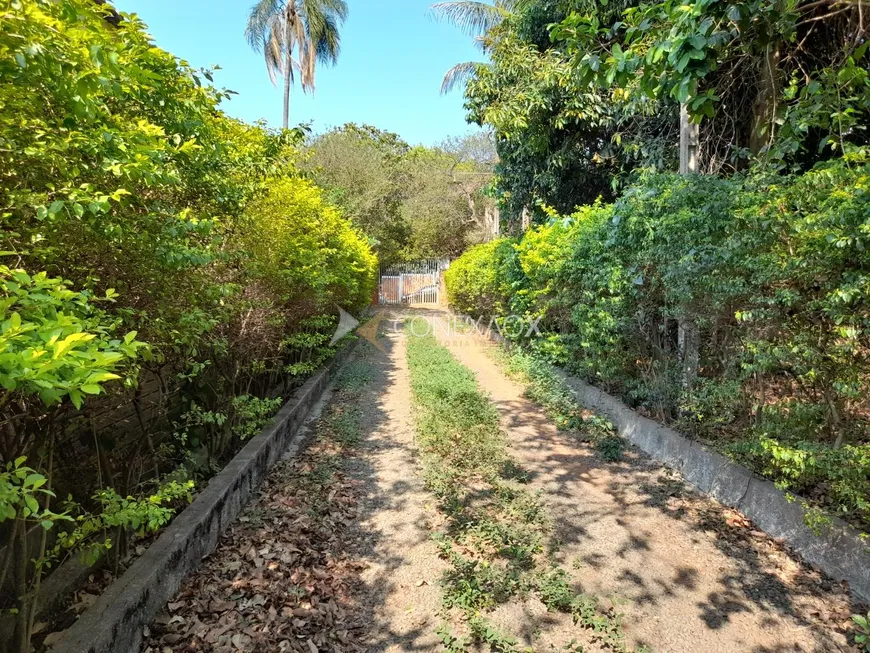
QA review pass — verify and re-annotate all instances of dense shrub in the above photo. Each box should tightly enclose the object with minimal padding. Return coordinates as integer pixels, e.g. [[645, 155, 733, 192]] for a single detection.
[[241, 177, 377, 315], [0, 0, 376, 640], [447, 159, 870, 530], [444, 239, 522, 318]]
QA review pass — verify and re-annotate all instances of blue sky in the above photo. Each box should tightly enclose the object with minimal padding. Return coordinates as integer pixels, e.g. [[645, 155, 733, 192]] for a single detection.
[[113, 0, 485, 146]]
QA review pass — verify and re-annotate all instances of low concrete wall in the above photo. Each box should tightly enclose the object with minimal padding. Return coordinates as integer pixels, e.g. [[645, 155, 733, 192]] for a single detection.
[[557, 371, 870, 601], [51, 339, 358, 653]]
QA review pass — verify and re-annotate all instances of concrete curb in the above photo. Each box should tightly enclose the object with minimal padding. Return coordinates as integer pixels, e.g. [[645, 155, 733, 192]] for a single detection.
[[51, 339, 358, 653], [459, 318, 870, 602], [561, 371, 870, 602]]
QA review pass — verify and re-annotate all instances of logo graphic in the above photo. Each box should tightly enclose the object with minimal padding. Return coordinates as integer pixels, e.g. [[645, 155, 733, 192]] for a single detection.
[[355, 309, 387, 352], [330, 309, 541, 353], [330, 307, 387, 352], [329, 306, 360, 345]]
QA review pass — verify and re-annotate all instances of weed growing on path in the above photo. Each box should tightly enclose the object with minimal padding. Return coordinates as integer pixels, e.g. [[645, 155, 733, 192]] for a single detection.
[[854, 611, 870, 651], [406, 331, 636, 652], [488, 346, 625, 461], [335, 356, 376, 392]]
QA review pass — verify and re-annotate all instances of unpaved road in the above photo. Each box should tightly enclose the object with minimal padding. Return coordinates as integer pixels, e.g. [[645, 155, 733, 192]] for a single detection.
[[423, 307, 857, 652], [142, 308, 862, 653]]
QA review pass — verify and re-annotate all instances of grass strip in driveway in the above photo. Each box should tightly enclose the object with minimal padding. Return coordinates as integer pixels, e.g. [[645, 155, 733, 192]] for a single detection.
[[405, 331, 641, 653]]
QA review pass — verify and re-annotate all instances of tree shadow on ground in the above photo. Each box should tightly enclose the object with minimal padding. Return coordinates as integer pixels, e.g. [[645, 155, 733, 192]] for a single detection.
[[348, 309, 863, 652], [407, 307, 862, 653], [340, 332, 446, 652]]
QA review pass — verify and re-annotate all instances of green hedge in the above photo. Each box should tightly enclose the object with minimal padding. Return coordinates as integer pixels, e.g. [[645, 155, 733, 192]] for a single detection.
[[0, 1, 377, 633], [446, 160, 870, 530], [444, 238, 522, 318]]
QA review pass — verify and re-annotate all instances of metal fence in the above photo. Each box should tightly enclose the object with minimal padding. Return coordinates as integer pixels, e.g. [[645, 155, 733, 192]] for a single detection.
[[378, 259, 449, 305]]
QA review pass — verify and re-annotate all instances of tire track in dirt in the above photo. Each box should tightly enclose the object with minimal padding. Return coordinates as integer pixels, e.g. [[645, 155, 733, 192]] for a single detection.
[[344, 327, 446, 652], [427, 307, 855, 653]]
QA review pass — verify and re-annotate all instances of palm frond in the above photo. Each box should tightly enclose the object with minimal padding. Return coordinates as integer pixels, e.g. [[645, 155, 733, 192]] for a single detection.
[[441, 61, 484, 94], [293, 16, 309, 86], [313, 14, 341, 64], [246, 0, 284, 50], [263, 12, 290, 84], [302, 0, 348, 23], [302, 0, 345, 58], [429, 1, 508, 37], [501, 0, 533, 12], [299, 0, 345, 91]]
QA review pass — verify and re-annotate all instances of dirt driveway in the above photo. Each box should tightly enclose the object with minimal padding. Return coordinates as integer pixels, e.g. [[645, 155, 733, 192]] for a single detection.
[[142, 308, 861, 653], [422, 307, 857, 652]]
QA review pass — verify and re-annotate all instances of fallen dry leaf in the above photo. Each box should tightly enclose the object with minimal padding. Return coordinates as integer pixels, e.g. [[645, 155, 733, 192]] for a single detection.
[[139, 421, 369, 653]]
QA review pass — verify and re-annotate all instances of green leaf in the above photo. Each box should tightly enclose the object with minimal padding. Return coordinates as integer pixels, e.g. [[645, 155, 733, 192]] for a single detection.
[[85, 372, 120, 384], [676, 78, 691, 103], [676, 52, 692, 73], [69, 389, 83, 410], [24, 473, 45, 490], [23, 495, 39, 516]]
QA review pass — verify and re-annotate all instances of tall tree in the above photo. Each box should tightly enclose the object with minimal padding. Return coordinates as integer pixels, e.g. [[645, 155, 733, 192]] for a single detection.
[[304, 125, 496, 263], [246, 0, 348, 128]]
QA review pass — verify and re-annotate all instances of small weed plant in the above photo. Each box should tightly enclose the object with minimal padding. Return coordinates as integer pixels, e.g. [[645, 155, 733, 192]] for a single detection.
[[854, 611, 870, 652]]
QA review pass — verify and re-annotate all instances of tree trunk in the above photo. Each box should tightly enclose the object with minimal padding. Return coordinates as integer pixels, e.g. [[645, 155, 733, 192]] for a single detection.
[[282, 11, 293, 129], [750, 43, 783, 155], [485, 204, 500, 239], [282, 58, 292, 129], [679, 104, 699, 175], [25, 436, 55, 649], [13, 518, 28, 653], [520, 207, 531, 233], [678, 103, 700, 391], [678, 317, 700, 390]]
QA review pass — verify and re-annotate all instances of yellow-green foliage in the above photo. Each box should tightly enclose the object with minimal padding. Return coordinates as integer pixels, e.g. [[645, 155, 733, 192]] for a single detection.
[[516, 205, 605, 287], [512, 205, 612, 324], [0, 0, 377, 462], [0, 1, 378, 629], [242, 178, 378, 314], [444, 239, 520, 318]]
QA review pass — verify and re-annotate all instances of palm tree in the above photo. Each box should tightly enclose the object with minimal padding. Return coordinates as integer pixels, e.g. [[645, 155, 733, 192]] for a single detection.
[[430, 1, 523, 94], [246, 0, 348, 129]]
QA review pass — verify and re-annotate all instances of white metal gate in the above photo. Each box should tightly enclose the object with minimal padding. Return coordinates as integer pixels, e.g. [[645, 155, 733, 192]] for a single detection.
[[378, 259, 449, 305]]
